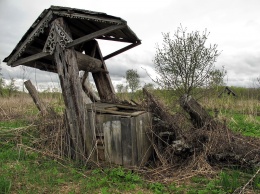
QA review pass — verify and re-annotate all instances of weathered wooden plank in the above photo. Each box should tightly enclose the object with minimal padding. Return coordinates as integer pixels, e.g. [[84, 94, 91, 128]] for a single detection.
[[12, 52, 50, 67], [121, 117, 132, 166], [136, 113, 152, 166], [140, 113, 152, 165], [131, 117, 138, 166], [67, 24, 126, 48], [24, 80, 48, 115], [76, 52, 102, 71], [86, 111, 97, 160], [103, 121, 112, 162], [111, 119, 122, 165], [103, 42, 141, 60], [103, 117, 123, 165]]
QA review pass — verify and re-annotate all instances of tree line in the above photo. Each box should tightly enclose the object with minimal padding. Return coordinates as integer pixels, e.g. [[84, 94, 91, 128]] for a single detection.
[[0, 62, 18, 97]]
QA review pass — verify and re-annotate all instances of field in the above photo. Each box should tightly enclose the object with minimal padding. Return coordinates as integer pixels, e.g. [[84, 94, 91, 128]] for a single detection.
[[0, 87, 260, 193]]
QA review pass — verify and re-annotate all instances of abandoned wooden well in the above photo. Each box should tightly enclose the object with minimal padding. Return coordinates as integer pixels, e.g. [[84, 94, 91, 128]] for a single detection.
[[3, 6, 152, 166], [86, 103, 152, 166]]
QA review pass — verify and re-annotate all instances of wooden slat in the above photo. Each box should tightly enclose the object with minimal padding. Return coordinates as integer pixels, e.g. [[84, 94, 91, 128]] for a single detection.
[[103, 42, 141, 60], [121, 118, 132, 166], [67, 24, 126, 48], [12, 52, 50, 67], [103, 117, 123, 165]]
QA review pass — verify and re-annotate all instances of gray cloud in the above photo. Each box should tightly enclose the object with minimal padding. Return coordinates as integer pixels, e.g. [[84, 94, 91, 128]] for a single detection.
[[1, 0, 260, 90]]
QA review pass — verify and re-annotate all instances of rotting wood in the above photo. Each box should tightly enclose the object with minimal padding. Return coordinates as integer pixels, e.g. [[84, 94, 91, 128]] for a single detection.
[[12, 52, 50, 67], [143, 88, 180, 132], [24, 80, 48, 115], [53, 17, 86, 161], [180, 94, 217, 129], [13, 51, 103, 72], [82, 72, 100, 103], [88, 41, 117, 102]]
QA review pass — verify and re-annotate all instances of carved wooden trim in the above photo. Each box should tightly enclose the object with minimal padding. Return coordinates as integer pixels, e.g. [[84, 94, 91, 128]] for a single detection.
[[7, 11, 53, 66], [53, 11, 125, 25], [43, 23, 73, 54]]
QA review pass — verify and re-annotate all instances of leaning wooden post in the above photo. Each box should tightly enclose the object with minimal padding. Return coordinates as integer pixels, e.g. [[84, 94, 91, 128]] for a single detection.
[[24, 80, 48, 115], [50, 18, 86, 161]]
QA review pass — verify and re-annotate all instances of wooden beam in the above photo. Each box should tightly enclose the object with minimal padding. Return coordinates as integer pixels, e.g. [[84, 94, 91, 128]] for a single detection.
[[24, 80, 48, 115], [12, 52, 50, 67], [103, 41, 141, 60], [66, 24, 126, 48], [90, 41, 116, 102], [53, 17, 86, 161], [12, 51, 103, 72], [76, 52, 102, 72]]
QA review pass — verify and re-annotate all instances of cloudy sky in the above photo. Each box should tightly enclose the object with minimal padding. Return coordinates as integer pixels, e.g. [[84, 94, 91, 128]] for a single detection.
[[0, 0, 260, 90]]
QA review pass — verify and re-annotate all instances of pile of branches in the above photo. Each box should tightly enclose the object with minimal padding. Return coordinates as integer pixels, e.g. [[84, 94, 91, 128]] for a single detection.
[[143, 88, 260, 172]]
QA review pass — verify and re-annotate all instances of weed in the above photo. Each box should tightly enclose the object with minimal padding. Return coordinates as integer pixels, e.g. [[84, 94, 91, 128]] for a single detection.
[[0, 176, 11, 194]]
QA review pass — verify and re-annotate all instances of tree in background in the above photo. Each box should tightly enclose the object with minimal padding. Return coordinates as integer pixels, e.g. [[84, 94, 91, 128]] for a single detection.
[[116, 84, 124, 93], [154, 25, 220, 96], [209, 66, 226, 89], [126, 69, 140, 93], [143, 83, 154, 90], [6, 78, 18, 97]]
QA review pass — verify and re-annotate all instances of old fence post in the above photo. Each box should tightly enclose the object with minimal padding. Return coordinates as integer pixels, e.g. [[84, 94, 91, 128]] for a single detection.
[[24, 80, 48, 115]]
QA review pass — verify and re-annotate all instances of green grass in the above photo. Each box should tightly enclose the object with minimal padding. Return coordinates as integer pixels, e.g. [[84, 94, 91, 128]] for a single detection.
[[1, 89, 260, 193], [0, 120, 29, 130], [227, 113, 260, 137]]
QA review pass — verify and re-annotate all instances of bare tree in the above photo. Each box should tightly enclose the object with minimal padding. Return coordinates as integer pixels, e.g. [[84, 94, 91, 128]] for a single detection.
[[126, 69, 140, 93], [154, 26, 220, 96]]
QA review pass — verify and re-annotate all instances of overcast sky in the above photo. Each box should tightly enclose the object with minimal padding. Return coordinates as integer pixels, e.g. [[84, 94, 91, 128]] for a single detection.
[[0, 0, 260, 90]]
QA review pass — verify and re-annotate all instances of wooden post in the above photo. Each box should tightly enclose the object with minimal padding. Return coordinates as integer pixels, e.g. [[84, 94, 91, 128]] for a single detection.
[[82, 72, 100, 102], [24, 80, 48, 115], [84, 40, 116, 102], [52, 18, 88, 161]]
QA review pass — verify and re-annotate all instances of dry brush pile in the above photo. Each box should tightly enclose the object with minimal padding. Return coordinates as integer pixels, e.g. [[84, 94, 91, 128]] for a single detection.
[[142, 88, 260, 177]]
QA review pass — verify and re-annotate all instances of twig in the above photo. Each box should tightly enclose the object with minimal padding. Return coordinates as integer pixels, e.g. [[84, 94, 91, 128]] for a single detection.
[[238, 168, 260, 194]]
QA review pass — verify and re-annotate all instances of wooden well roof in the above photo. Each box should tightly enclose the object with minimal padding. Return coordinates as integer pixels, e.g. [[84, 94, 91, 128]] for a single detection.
[[3, 6, 141, 71]]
